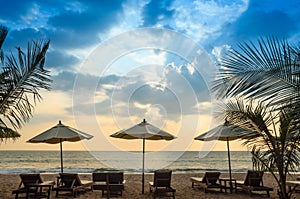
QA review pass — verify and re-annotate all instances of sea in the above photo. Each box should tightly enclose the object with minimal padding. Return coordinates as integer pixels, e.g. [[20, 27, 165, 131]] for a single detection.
[[0, 150, 266, 174]]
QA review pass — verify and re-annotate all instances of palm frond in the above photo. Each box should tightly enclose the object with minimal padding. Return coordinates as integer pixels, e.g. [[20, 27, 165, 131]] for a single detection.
[[212, 36, 299, 109], [0, 39, 52, 129], [0, 125, 20, 142], [0, 25, 8, 63]]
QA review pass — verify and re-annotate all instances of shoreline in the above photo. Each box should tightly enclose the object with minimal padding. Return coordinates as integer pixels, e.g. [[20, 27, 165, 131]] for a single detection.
[[0, 151, 257, 174], [1, 172, 299, 198]]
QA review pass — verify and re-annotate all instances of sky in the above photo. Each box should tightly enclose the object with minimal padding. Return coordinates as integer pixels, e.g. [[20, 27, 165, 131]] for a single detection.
[[0, 0, 299, 153]]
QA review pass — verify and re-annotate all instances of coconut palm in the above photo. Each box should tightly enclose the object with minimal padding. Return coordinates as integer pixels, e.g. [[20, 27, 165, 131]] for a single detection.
[[212, 37, 300, 199], [0, 25, 51, 141], [220, 99, 300, 199]]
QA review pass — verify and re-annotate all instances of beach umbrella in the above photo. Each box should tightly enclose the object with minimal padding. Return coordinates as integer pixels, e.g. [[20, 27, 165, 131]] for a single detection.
[[27, 120, 93, 173], [110, 118, 176, 194], [194, 121, 257, 193]]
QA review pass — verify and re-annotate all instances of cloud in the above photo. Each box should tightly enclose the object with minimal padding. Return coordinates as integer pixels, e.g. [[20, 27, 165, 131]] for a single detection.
[[56, 61, 211, 122], [1, 0, 126, 70], [87, 65, 209, 119], [47, 2, 124, 49], [47, 29, 100, 50], [2, 28, 49, 50], [65, 28, 216, 122], [211, 44, 231, 63], [45, 50, 80, 69], [52, 71, 100, 92], [51, 71, 76, 92], [142, 0, 175, 26], [111, 82, 182, 120], [46, 1, 124, 50], [170, 0, 248, 43], [212, 0, 300, 49], [48, 2, 122, 31], [52, 71, 121, 93]]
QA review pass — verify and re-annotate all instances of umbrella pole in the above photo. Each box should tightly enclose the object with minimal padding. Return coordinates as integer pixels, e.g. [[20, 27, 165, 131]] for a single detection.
[[142, 138, 145, 194], [60, 139, 63, 173], [227, 138, 233, 193]]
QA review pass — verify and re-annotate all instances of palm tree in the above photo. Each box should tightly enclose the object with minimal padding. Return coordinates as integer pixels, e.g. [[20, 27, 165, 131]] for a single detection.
[[220, 99, 299, 199], [0, 25, 51, 141], [212, 37, 300, 199]]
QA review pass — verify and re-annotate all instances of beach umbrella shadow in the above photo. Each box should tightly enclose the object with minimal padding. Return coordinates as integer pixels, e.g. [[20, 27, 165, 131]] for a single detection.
[[194, 120, 257, 193], [27, 120, 93, 173], [110, 118, 176, 194]]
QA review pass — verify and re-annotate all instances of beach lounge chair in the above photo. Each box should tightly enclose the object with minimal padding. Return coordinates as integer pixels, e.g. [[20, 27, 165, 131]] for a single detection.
[[92, 172, 126, 198], [149, 169, 176, 199], [54, 173, 93, 197], [12, 173, 42, 199], [286, 176, 300, 195], [190, 172, 224, 193], [236, 170, 273, 197], [106, 172, 125, 198], [92, 172, 107, 196], [286, 180, 300, 194], [12, 173, 55, 199]]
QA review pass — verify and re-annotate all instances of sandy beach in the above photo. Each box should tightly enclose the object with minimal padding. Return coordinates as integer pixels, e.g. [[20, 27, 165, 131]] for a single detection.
[[1, 172, 299, 199]]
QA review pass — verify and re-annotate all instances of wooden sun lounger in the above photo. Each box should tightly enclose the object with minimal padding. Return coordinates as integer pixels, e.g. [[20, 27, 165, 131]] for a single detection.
[[149, 170, 176, 199], [190, 172, 224, 193], [12, 173, 54, 199], [92, 172, 107, 196], [92, 172, 126, 198], [286, 180, 300, 194], [54, 173, 93, 197], [236, 170, 273, 197]]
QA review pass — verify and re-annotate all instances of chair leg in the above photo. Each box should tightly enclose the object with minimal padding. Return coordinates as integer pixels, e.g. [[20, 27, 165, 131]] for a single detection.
[[47, 188, 51, 199]]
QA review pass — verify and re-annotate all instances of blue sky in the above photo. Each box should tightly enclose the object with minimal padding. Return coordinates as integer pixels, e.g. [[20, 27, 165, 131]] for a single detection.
[[1, 0, 300, 152]]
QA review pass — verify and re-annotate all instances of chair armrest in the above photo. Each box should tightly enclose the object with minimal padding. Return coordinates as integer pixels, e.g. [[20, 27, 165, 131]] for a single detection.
[[236, 180, 245, 187], [190, 177, 202, 183]]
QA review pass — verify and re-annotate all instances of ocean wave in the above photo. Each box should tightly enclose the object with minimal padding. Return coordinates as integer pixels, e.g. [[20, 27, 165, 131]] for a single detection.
[[2, 151, 297, 174]]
